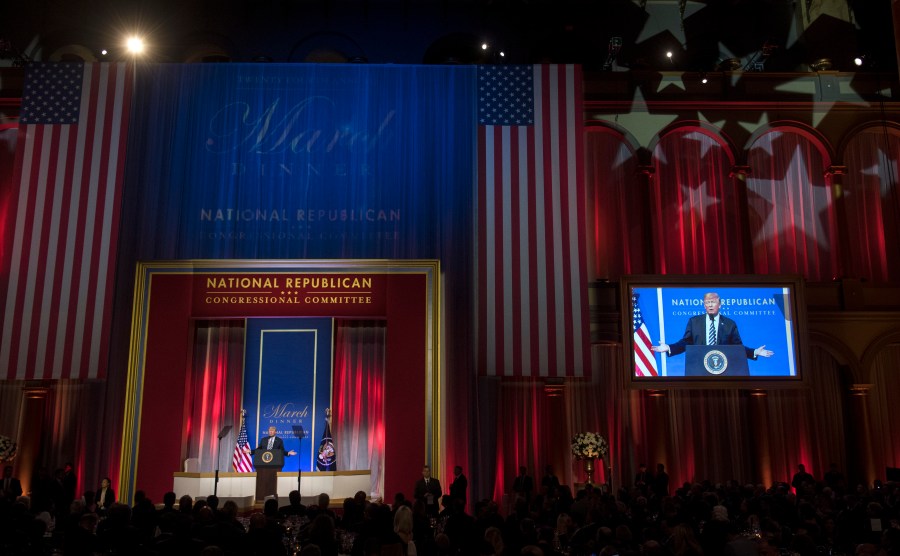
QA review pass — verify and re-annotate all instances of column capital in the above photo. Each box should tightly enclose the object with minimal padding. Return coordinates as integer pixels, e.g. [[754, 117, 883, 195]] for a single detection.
[[849, 383, 874, 396], [730, 165, 752, 179], [636, 165, 655, 178], [825, 165, 848, 177]]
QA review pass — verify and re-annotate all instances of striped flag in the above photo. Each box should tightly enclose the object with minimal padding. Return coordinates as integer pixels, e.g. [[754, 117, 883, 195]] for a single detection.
[[0, 62, 132, 380], [232, 411, 253, 473], [476, 64, 590, 377], [632, 293, 659, 377]]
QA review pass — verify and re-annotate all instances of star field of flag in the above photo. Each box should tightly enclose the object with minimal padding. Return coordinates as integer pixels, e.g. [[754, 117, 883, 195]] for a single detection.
[[20, 63, 84, 125], [477, 65, 534, 126]]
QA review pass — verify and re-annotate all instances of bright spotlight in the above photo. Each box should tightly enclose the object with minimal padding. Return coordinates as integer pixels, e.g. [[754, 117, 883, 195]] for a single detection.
[[499, 51, 505, 57], [666, 50, 673, 59], [701, 75, 708, 84], [101, 49, 108, 56], [853, 56, 864, 67], [482, 43, 489, 51], [126, 36, 145, 54]]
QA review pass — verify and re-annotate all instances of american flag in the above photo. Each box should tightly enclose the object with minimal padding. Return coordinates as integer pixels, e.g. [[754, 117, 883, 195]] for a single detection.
[[0, 62, 132, 380], [232, 413, 253, 473], [476, 65, 590, 377], [632, 293, 659, 377]]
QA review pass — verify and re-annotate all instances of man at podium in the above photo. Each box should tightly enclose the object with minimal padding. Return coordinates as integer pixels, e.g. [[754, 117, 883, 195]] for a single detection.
[[244, 426, 298, 458], [651, 292, 774, 360], [243, 426, 297, 501]]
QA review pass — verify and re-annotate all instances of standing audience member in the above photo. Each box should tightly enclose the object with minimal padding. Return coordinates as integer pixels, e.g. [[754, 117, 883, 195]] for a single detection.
[[541, 465, 561, 496], [96, 476, 115, 515], [512, 466, 534, 502], [792, 463, 816, 495], [414, 465, 443, 517], [449, 465, 468, 507], [1, 465, 22, 501], [653, 464, 670, 498], [393, 504, 417, 555]]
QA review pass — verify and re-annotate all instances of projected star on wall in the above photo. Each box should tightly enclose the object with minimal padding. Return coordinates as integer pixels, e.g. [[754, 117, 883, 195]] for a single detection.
[[749, 145, 833, 251], [860, 149, 900, 197], [680, 179, 721, 223], [635, 0, 707, 46], [603, 87, 679, 148]]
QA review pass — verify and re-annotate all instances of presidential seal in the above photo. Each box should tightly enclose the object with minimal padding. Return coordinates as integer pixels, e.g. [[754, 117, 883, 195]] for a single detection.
[[703, 349, 728, 375], [261, 450, 274, 464]]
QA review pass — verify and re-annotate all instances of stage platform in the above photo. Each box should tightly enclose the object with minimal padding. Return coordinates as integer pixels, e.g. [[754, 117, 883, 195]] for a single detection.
[[173, 470, 373, 509]]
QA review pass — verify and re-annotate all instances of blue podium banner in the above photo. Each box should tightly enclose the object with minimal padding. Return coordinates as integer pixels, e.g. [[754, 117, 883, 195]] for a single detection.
[[243, 318, 334, 471]]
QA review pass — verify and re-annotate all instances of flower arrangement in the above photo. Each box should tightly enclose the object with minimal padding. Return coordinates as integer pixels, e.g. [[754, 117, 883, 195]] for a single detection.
[[571, 432, 608, 460], [0, 435, 17, 462]]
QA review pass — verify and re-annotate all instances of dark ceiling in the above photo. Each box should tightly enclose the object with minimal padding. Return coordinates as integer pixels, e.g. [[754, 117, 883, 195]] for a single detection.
[[0, 0, 896, 72]]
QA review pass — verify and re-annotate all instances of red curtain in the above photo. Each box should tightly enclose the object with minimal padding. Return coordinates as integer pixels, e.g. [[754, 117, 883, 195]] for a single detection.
[[746, 130, 840, 281], [842, 127, 900, 282], [651, 128, 747, 274], [586, 128, 645, 279], [332, 320, 386, 496], [184, 320, 245, 473]]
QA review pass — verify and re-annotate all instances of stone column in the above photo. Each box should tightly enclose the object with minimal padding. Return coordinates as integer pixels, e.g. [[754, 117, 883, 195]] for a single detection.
[[747, 389, 773, 486], [730, 165, 755, 272], [848, 384, 877, 486], [17, 387, 49, 496], [636, 165, 657, 271]]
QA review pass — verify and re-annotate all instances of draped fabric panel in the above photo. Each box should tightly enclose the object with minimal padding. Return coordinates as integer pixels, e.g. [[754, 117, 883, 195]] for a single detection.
[[474, 342, 848, 501], [765, 345, 846, 484], [746, 130, 840, 281], [869, 344, 900, 477], [489, 382, 550, 504], [184, 321, 245, 473], [650, 128, 746, 274], [842, 128, 900, 283], [41, 381, 111, 497], [666, 389, 751, 485], [0, 381, 23, 439], [332, 320, 386, 496], [586, 129, 643, 280], [0, 380, 110, 499]]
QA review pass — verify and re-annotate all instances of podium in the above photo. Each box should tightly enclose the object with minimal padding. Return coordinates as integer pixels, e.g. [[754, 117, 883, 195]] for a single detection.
[[684, 345, 750, 377], [253, 449, 285, 501]]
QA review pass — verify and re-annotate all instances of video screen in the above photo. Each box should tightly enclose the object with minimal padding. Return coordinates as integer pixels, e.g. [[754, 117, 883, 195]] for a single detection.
[[626, 278, 804, 384]]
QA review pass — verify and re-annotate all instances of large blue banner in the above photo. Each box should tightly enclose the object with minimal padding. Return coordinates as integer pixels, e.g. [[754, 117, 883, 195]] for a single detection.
[[121, 64, 475, 260], [243, 318, 333, 472]]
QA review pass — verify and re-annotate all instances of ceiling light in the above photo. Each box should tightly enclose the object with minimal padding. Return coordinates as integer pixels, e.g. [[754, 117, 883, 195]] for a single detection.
[[126, 36, 145, 54]]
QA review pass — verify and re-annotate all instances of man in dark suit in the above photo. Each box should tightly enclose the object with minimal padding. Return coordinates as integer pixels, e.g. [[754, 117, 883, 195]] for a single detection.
[[1, 465, 22, 501], [449, 465, 467, 506], [243, 426, 297, 457], [414, 465, 442, 516], [651, 292, 774, 359], [512, 466, 534, 501]]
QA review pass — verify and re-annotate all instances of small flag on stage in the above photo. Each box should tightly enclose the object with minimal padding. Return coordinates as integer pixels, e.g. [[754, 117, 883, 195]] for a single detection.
[[316, 408, 336, 471], [232, 410, 253, 473]]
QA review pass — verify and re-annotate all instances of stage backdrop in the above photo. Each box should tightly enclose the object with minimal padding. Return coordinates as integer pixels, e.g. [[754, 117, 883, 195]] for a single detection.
[[243, 318, 333, 472]]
